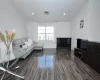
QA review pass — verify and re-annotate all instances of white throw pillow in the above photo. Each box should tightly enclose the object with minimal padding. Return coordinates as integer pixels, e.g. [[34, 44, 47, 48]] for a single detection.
[[25, 41, 31, 47], [27, 39, 33, 46], [22, 44, 27, 49], [27, 42, 31, 47], [25, 41, 28, 47]]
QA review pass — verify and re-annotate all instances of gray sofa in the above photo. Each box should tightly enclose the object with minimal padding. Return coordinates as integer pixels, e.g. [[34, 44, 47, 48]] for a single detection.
[[12, 38, 44, 59]]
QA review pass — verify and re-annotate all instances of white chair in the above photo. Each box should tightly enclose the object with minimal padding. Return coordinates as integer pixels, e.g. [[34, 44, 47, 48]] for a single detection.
[[0, 42, 24, 80]]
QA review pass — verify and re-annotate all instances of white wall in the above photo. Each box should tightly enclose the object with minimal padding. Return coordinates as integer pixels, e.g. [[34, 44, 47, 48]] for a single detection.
[[0, 0, 27, 38], [55, 22, 71, 38], [71, 0, 100, 50], [88, 0, 100, 42], [71, 2, 89, 50], [26, 22, 71, 48]]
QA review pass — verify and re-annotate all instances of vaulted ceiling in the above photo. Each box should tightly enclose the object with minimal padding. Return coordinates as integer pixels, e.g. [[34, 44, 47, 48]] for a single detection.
[[10, 0, 88, 22]]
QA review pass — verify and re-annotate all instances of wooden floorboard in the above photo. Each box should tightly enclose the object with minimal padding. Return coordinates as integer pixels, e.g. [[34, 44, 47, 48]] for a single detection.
[[1, 49, 100, 80]]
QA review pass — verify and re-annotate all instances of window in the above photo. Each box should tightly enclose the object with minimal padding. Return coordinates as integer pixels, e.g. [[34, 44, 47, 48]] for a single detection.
[[38, 26, 54, 40], [38, 27, 45, 40]]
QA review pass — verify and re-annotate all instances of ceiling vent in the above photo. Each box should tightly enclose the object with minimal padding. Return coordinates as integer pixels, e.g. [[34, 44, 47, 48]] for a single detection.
[[44, 11, 49, 15]]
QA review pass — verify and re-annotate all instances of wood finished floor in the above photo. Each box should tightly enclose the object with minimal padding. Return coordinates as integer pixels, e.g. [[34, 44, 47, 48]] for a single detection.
[[1, 49, 100, 80]]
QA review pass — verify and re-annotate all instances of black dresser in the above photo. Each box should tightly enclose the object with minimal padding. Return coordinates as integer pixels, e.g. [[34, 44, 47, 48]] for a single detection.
[[56, 38, 71, 50], [74, 39, 100, 74]]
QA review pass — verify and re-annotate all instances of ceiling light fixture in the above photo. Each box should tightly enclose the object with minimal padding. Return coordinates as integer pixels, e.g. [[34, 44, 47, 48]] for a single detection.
[[32, 13, 34, 15], [63, 13, 66, 15], [44, 11, 49, 15]]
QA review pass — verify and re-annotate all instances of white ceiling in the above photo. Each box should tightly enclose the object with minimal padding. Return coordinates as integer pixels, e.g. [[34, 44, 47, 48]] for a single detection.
[[11, 0, 88, 22]]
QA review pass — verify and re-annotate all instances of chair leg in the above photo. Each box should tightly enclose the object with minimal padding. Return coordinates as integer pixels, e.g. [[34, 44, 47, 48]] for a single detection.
[[0, 67, 24, 79], [8, 58, 19, 69], [1, 72, 5, 80], [10, 66, 20, 70], [6, 70, 24, 79], [0, 71, 3, 75]]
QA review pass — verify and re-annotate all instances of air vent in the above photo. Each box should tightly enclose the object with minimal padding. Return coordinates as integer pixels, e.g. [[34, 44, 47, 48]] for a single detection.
[[44, 11, 49, 15]]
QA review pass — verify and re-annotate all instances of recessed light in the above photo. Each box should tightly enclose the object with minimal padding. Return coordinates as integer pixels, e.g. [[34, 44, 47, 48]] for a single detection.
[[32, 13, 34, 15], [63, 13, 66, 15]]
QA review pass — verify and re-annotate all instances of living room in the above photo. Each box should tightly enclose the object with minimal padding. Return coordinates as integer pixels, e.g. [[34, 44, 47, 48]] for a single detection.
[[0, 0, 100, 80]]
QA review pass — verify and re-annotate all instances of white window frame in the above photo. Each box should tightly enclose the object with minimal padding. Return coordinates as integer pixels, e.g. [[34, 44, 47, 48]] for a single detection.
[[38, 26, 54, 41]]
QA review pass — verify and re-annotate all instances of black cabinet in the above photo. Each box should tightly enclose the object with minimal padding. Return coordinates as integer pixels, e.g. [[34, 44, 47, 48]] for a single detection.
[[87, 42, 100, 74], [74, 48, 87, 63], [74, 39, 100, 74], [57, 38, 71, 50]]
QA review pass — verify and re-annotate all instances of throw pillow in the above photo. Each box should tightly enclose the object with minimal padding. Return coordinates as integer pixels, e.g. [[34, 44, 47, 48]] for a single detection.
[[27, 38, 33, 46], [22, 44, 27, 48]]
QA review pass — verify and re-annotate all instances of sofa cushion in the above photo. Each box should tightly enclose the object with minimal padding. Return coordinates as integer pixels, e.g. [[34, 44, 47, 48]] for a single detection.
[[13, 44, 34, 59], [13, 44, 20, 49], [13, 39, 22, 45], [21, 38, 27, 43], [13, 38, 28, 45], [13, 48, 27, 58]]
